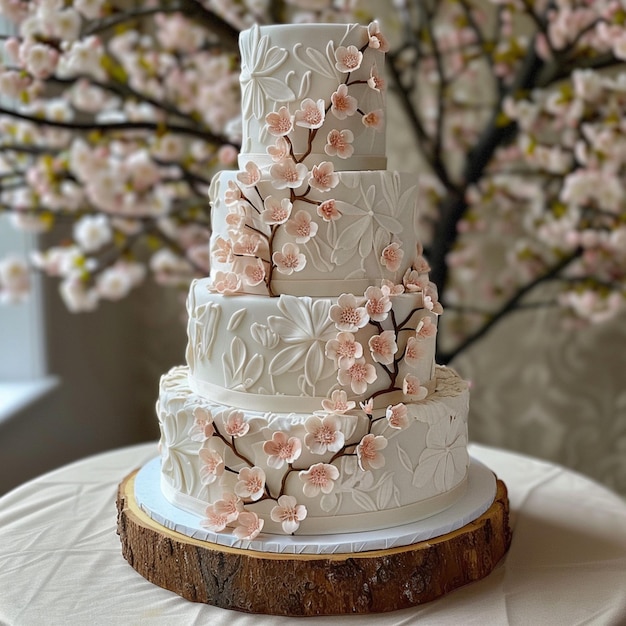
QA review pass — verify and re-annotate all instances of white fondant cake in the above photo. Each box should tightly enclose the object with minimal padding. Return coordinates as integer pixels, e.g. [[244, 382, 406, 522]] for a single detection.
[[156, 21, 472, 542]]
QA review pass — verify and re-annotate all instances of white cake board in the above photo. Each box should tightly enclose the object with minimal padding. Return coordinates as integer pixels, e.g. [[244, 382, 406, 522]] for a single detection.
[[134, 456, 496, 555]]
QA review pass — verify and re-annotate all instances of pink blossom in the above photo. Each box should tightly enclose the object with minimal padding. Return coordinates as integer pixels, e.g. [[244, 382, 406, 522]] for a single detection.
[[325, 129, 354, 159], [262, 195, 293, 225], [263, 431, 303, 469], [294, 98, 325, 129], [368, 330, 398, 365], [362, 109, 384, 131], [233, 511, 264, 540], [309, 161, 339, 192], [273, 242, 306, 275], [364, 285, 392, 322], [402, 268, 428, 293], [380, 242, 404, 272], [235, 466, 266, 501], [190, 406, 214, 442], [404, 336, 425, 367], [0, 256, 30, 304], [334, 45, 363, 73], [214, 492, 244, 523], [270, 158, 308, 189], [386, 403, 409, 430], [416, 317, 437, 339], [317, 199, 342, 222], [284, 210, 318, 243], [265, 106, 293, 136], [232, 234, 261, 256], [213, 271, 241, 294], [267, 136, 291, 162], [356, 434, 387, 471], [330, 84, 357, 119], [212, 237, 233, 264], [329, 293, 369, 331], [360, 398, 374, 415], [299, 463, 340, 497], [22, 42, 59, 79], [223, 409, 249, 437], [217, 144, 238, 165], [243, 258, 266, 287], [381, 280, 405, 296], [198, 448, 225, 485], [368, 64, 385, 92], [201, 503, 231, 532], [304, 414, 345, 454], [236, 161, 261, 187], [367, 21, 389, 52], [321, 389, 356, 414], [325, 331, 363, 369], [225, 211, 245, 235], [270, 495, 307, 534], [337, 357, 377, 395], [403, 374, 428, 400]]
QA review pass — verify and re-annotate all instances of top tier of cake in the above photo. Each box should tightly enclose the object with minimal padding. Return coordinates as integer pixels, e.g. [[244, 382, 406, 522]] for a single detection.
[[238, 23, 386, 171]]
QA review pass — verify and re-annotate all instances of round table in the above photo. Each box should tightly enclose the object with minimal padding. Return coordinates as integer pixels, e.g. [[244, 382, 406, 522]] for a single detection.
[[1, 442, 625, 625]]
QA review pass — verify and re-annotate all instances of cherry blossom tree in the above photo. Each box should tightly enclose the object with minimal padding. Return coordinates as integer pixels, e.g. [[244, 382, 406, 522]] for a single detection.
[[0, 0, 625, 363]]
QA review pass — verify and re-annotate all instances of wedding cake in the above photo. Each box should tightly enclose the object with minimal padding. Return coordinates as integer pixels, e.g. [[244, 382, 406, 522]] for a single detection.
[[156, 21, 472, 540]]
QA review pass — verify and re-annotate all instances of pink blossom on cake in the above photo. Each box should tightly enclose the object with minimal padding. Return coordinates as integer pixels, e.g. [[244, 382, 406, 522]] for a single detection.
[[224, 180, 242, 205], [356, 433, 387, 471], [236, 161, 261, 187], [368, 330, 398, 365], [284, 210, 319, 243], [367, 21, 390, 52], [233, 511, 264, 541], [325, 331, 363, 369], [263, 431, 303, 469], [294, 97, 325, 129], [362, 109, 385, 131], [225, 210, 245, 235], [404, 335, 425, 367], [416, 316, 437, 338], [368, 64, 385, 92], [381, 279, 405, 296], [272, 242, 306, 274], [321, 389, 356, 414], [299, 463, 340, 497], [213, 271, 241, 294], [304, 414, 345, 454], [198, 448, 224, 485], [270, 495, 307, 534], [201, 503, 231, 532], [386, 403, 409, 430], [380, 242, 404, 272], [317, 198, 342, 222], [243, 258, 266, 287], [212, 237, 233, 263], [330, 293, 369, 332], [189, 406, 214, 442], [235, 466, 266, 501], [265, 105, 293, 136], [309, 161, 339, 192], [330, 84, 357, 119], [214, 492, 244, 523], [262, 195, 293, 224], [338, 357, 377, 395], [232, 233, 261, 256], [403, 374, 428, 400], [360, 398, 374, 415], [324, 129, 354, 159], [364, 285, 392, 322], [267, 136, 290, 162], [269, 157, 308, 189], [222, 409, 250, 437], [334, 45, 363, 73]]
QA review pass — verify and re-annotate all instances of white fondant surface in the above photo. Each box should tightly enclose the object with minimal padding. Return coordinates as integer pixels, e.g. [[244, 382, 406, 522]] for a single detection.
[[135, 456, 495, 555]]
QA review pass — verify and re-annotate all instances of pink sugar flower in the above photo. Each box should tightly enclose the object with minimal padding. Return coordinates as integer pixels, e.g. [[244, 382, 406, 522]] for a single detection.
[[199, 448, 225, 485], [263, 431, 303, 469], [362, 109, 385, 131], [261, 195, 293, 225], [360, 398, 374, 415], [330, 84, 358, 119], [381, 279, 405, 296], [325, 129, 354, 159], [368, 64, 385, 92], [309, 161, 339, 192], [243, 258, 266, 287], [335, 45, 363, 73], [381, 242, 404, 272], [364, 285, 392, 322], [416, 316, 437, 339], [325, 331, 363, 369], [267, 136, 291, 162], [321, 389, 356, 414], [402, 268, 428, 292], [212, 237, 234, 265], [294, 98, 325, 129], [232, 233, 261, 256], [304, 414, 345, 454], [270, 157, 308, 189], [329, 293, 369, 332], [223, 409, 249, 437], [214, 492, 243, 523], [235, 466, 266, 501], [367, 21, 389, 52], [299, 463, 340, 497], [317, 199, 342, 222], [270, 495, 307, 534], [404, 336, 425, 367], [284, 210, 318, 243], [403, 374, 428, 400], [273, 242, 306, 275], [338, 357, 377, 395], [236, 161, 261, 187], [386, 403, 409, 430], [368, 330, 398, 365], [356, 433, 387, 471], [224, 180, 242, 205], [213, 271, 241, 294], [225, 211, 245, 235], [190, 406, 214, 442], [233, 511, 264, 541], [201, 503, 231, 532], [265, 105, 293, 136]]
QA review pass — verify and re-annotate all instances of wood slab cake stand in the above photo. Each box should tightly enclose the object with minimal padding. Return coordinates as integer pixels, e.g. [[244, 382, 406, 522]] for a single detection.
[[117, 470, 510, 616]]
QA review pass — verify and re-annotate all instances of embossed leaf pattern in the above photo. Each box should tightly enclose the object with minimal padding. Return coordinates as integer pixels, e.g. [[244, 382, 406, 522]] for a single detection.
[[223, 336, 264, 391], [160, 405, 199, 493]]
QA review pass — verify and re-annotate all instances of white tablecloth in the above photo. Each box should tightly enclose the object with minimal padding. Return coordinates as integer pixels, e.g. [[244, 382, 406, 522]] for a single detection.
[[1, 442, 625, 626]]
